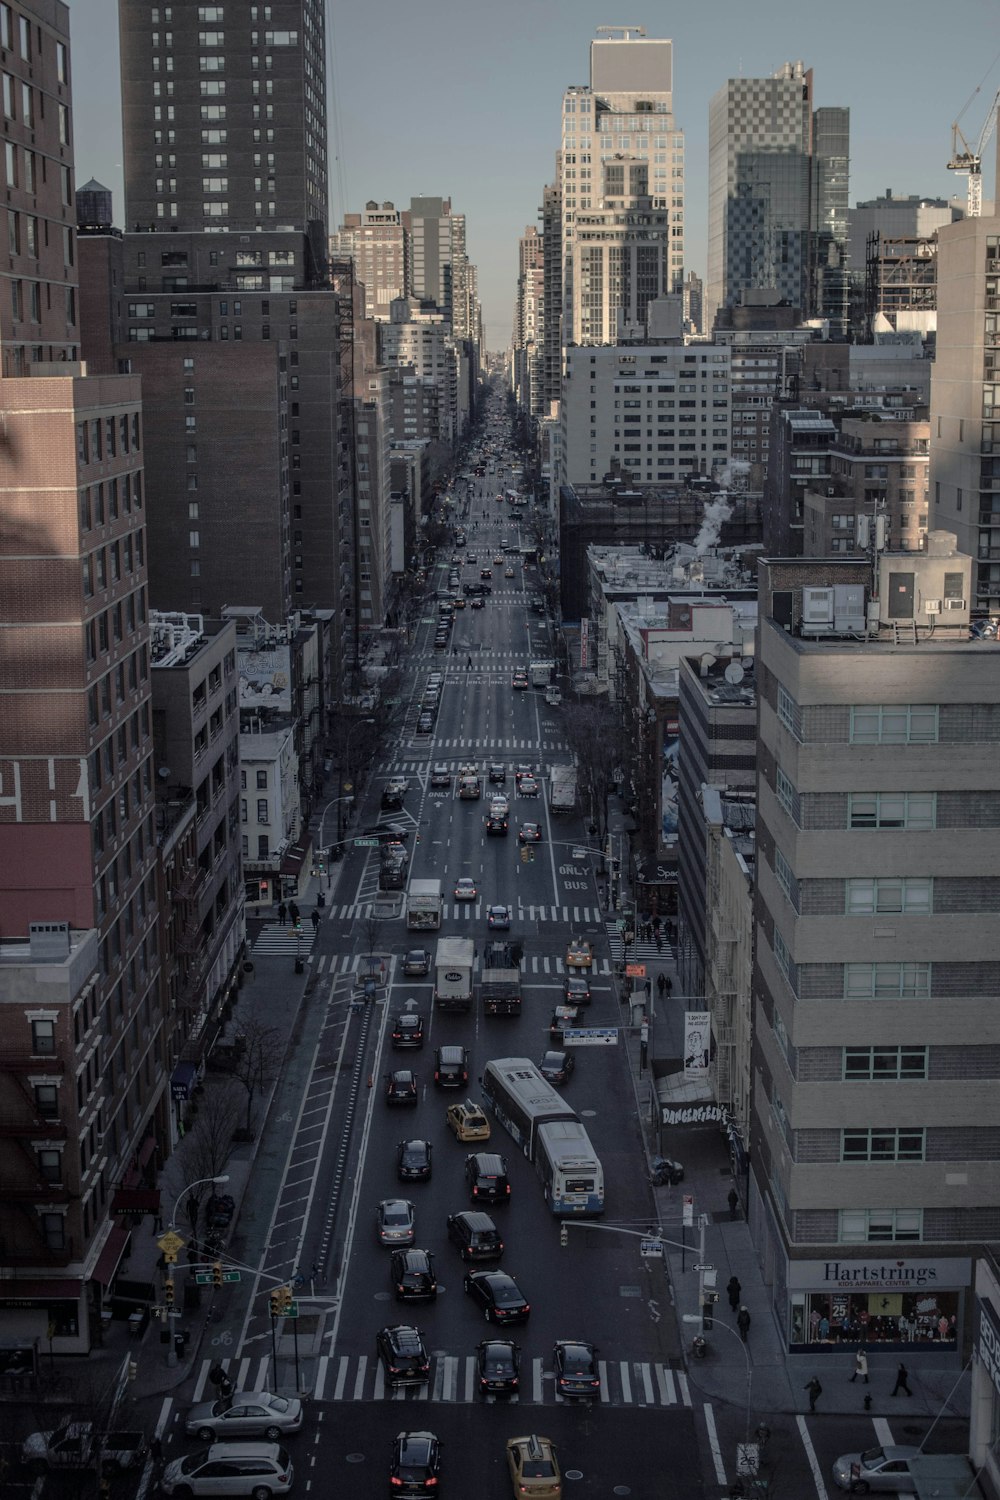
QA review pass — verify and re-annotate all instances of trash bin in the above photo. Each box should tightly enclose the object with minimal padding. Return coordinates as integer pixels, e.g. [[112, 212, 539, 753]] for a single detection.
[[317, 892, 325, 908], [174, 1331, 190, 1357]]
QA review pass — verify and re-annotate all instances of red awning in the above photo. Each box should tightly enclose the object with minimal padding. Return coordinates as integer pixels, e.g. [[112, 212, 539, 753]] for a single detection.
[[0, 1280, 82, 1302], [280, 842, 308, 875], [90, 1225, 132, 1287], [111, 1187, 161, 1215]]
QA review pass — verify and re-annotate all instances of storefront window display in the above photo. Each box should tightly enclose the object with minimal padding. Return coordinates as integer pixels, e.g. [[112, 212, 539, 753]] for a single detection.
[[790, 1289, 959, 1349]]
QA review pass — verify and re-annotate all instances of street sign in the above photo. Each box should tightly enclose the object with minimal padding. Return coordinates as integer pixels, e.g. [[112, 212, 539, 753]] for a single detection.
[[157, 1230, 186, 1259], [280, 1301, 299, 1319], [354, 838, 380, 847], [195, 1271, 242, 1286], [625, 962, 646, 978], [683, 1194, 694, 1228], [561, 1027, 618, 1046], [640, 1239, 664, 1259]]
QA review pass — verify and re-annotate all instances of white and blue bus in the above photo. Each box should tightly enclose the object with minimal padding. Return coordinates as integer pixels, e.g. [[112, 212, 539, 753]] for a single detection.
[[481, 1058, 605, 1216]]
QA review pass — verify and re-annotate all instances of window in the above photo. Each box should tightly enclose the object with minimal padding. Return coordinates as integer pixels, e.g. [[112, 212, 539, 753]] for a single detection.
[[256, 769, 267, 789], [773, 927, 792, 981], [840, 1208, 922, 1243], [848, 792, 936, 830], [850, 704, 938, 744], [776, 685, 800, 738], [37, 1147, 62, 1182], [34, 1083, 59, 1118], [846, 878, 932, 915], [844, 963, 931, 1000], [31, 1019, 56, 1055], [256, 798, 268, 823], [775, 767, 795, 819], [39, 1213, 66, 1251], [843, 1046, 928, 1081], [842, 1128, 925, 1162], [257, 834, 269, 859], [774, 847, 794, 903]]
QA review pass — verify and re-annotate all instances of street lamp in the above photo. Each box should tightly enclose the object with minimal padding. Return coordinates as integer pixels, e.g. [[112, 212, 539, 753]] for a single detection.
[[682, 1313, 753, 1444], [165, 1174, 230, 1368], [317, 794, 354, 860]]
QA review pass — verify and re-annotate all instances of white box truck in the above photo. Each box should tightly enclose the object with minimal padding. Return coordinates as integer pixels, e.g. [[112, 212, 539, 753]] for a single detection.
[[406, 879, 443, 930], [435, 936, 475, 1012], [549, 765, 577, 813]]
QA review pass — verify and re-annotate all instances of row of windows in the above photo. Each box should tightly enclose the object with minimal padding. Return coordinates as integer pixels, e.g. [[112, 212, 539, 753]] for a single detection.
[[777, 691, 941, 746]]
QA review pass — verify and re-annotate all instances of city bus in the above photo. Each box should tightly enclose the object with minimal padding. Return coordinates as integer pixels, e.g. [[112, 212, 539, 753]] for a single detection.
[[480, 1058, 605, 1216]]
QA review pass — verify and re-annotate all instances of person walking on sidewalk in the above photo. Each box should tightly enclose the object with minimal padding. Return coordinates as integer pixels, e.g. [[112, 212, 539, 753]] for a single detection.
[[728, 1186, 740, 1220], [657, 973, 667, 1000], [288, 900, 299, 926], [736, 1305, 751, 1342], [310, 908, 320, 933], [727, 1275, 742, 1312], [891, 1361, 912, 1396], [850, 1350, 869, 1384], [277, 902, 287, 926], [805, 1376, 822, 1413]]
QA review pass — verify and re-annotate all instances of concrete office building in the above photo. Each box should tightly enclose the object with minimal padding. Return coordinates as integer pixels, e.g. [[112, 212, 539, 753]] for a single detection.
[[0, 0, 169, 1354], [929, 198, 1000, 612], [332, 201, 410, 321], [708, 63, 849, 336], [379, 299, 465, 443], [752, 538, 998, 1355], [557, 28, 684, 369], [803, 415, 930, 557]]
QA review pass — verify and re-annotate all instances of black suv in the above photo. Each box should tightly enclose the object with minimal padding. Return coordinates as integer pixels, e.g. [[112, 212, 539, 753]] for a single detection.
[[476, 1338, 520, 1398], [433, 1045, 469, 1089], [389, 1431, 442, 1498], [376, 1324, 430, 1386], [390, 1248, 437, 1303], [396, 1138, 432, 1182], [465, 1152, 511, 1204], [446, 1210, 504, 1262]]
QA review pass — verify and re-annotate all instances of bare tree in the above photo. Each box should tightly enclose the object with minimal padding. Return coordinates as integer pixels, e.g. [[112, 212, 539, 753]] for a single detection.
[[563, 699, 623, 844], [227, 1019, 282, 1137], [176, 1084, 242, 1233], [363, 909, 382, 964]]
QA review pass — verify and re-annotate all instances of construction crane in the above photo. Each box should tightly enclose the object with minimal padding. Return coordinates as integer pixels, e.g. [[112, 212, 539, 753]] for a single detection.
[[948, 86, 1000, 217]]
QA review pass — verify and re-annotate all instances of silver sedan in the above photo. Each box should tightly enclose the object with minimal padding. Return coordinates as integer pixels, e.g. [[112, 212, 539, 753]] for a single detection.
[[184, 1391, 303, 1441]]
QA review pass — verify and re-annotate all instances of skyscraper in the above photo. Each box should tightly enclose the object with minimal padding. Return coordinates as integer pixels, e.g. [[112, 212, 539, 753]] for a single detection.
[[707, 62, 850, 336], [332, 201, 410, 321], [558, 28, 683, 355]]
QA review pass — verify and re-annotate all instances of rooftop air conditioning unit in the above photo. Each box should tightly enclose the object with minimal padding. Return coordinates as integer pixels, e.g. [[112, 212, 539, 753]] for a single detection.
[[944, 598, 967, 611], [924, 599, 942, 615]]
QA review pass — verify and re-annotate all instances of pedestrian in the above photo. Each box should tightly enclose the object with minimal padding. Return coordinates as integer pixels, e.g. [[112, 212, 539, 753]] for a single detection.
[[728, 1186, 740, 1220], [644, 978, 652, 1000], [891, 1361, 912, 1396], [277, 901, 287, 926], [849, 1350, 869, 1384], [288, 901, 299, 925], [310, 908, 320, 932], [665, 976, 673, 996], [467, 655, 472, 668], [737, 1305, 751, 1342], [657, 973, 667, 999], [727, 1275, 742, 1311], [805, 1376, 822, 1413], [655, 932, 663, 953]]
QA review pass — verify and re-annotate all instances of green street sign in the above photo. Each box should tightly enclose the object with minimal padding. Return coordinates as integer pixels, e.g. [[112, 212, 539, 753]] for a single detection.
[[223, 1271, 241, 1284], [195, 1271, 243, 1286], [281, 1301, 299, 1319], [354, 837, 380, 848]]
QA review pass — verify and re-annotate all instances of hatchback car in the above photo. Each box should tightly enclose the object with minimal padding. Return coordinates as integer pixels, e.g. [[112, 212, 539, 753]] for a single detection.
[[454, 877, 477, 901], [506, 1435, 561, 1499], [376, 1325, 430, 1388], [402, 949, 431, 977], [160, 1443, 293, 1498], [538, 1049, 575, 1086], [446, 1099, 491, 1141], [416, 713, 435, 733], [396, 1139, 433, 1183], [385, 1069, 419, 1105], [480, 568, 493, 580], [514, 764, 535, 785], [391, 1014, 425, 1049], [518, 822, 542, 843], [434, 1045, 469, 1089], [504, 567, 515, 578], [831, 1446, 921, 1493], [376, 1198, 415, 1247], [465, 1151, 511, 1204], [465, 1269, 530, 1325], [518, 777, 538, 796], [488, 763, 506, 784], [390, 1248, 437, 1303], [447, 1210, 504, 1262], [563, 973, 591, 1005], [389, 1431, 442, 1498], [477, 1339, 520, 1398], [512, 673, 529, 691], [487, 904, 511, 931], [553, 1340, 600, 1399], [184, 1392, 303, 1442]]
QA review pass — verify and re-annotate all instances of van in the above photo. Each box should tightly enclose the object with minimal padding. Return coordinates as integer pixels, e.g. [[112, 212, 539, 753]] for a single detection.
[[446, 1209, 504, 1261], [160, 1443, 293, 1497]]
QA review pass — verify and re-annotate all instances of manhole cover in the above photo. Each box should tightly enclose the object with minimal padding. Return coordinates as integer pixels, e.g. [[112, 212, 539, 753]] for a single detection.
[[613, 1488, 632, 1496], [579, 1108, 597, 1117], [565, 1470, 584, 1481], [346, 1453, 365, 1464], [374, 1291, 391, 1300]]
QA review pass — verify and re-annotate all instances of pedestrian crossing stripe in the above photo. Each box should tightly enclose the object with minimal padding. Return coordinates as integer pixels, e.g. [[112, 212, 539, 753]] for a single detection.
[[605, 920, 671, 967], [194, 1355, 691, 1409], [309, 951, 611, 978], [252, 923, 318, 955], [324, 902, 606, 929]]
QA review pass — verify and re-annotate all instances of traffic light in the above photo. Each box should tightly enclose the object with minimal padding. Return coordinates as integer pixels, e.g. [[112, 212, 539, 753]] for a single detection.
[[559, 1224, 568, 1249], [281, 1284, 293, 1314], [269, 1288, 281, 1317], [520, 846, 529, 864], [213, 1261, 223, 1288], [128, 1358, 138, 1382], [164, 1278, 174, 1307]]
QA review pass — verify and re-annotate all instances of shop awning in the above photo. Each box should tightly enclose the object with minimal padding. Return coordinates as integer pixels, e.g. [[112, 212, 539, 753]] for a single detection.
[[90, 1225, 131, 1287], [280, 842, 308, 875], [111, 1187, 161, 1215], [0, 1280, 82, 1302], [170, 1061, 197, 1102]]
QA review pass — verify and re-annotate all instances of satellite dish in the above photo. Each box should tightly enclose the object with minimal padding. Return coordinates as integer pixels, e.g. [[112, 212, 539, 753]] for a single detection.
[[157, 767, 172, 781], [740, 657, 754, 670], [724, 662, 745, 686], [699, 653, 717, 673]]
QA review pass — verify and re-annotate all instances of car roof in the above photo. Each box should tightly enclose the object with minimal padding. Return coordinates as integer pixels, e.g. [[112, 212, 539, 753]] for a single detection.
[[205, 1443, 284, 1459]]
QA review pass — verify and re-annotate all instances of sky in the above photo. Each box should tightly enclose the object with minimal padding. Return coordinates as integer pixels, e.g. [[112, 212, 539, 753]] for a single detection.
[[72, 0, 999, 351]]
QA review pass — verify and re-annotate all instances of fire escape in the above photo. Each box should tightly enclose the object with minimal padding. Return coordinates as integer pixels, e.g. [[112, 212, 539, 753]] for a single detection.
[[0, 1052, 72, 1266], [172, 858, 207, 1017], [329, 257, 361, 688]]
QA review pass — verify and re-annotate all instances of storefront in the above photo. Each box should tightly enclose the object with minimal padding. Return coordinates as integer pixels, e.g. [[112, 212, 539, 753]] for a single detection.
[[970, 1260, 1000, 1498], [785, 1256, 969, 1355]]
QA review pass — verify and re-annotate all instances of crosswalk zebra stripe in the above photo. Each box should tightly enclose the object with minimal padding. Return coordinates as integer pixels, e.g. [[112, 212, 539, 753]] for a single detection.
[[334, 1355, 349, 1401], [638, 1362, 654, 1404], [619, 1361, 631, 1403], [656, 1364, 675, 1404], [354, 1354, 368, 1400], [599, 1360, 610, 1403]]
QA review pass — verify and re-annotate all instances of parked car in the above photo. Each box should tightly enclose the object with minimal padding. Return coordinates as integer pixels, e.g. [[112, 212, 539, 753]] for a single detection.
[[204, 1194, 235, 1229]]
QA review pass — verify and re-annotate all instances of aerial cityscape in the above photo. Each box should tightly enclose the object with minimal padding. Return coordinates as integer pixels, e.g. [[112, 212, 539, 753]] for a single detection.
[[1, 3, 1000, 1498]]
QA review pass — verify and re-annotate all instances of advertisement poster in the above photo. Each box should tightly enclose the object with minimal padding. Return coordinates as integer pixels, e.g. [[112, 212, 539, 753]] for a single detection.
[[684, 1012, 711, 1079]]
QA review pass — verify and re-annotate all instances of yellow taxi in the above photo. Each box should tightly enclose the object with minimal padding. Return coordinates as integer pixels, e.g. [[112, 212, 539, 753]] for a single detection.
[[446, 1099, 491, 1142], [506, 1435, 561, 1498], [565, 938, 593, 969]]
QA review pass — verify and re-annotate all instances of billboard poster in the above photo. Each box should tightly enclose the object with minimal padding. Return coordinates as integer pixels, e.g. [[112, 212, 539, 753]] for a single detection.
[[684, 1011, 711, 1079], [238, 643, 292, 713], [580, 618, 589, 669]]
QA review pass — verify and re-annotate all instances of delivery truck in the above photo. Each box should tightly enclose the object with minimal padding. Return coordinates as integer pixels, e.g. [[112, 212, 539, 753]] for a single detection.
[[480, 941, 522, 1017], [549, 765, 577, 813], [434, 936, 475, 1012], [406, 878, 443, 930]]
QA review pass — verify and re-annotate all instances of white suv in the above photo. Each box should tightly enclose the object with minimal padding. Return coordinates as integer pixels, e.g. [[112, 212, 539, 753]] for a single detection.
[[160, 1443, 294, 1497]]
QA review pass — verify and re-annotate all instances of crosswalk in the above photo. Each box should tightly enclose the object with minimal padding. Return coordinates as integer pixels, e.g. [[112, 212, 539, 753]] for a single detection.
[[605, 922, 671, 967], [252, 923, 318, 956], [194, 1353, 691, 1409], [383, 740, 566, 767], [311, 949, 612, 979], [418, 645, 550, 659], [322, 902, 606, 929]]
